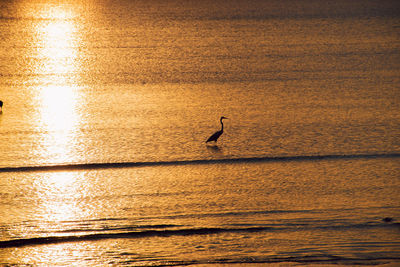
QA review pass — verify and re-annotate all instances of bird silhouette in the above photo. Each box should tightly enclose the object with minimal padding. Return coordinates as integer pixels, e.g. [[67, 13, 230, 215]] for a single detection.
[[0, 100, 3, 112], [206, 116, 228, 143]]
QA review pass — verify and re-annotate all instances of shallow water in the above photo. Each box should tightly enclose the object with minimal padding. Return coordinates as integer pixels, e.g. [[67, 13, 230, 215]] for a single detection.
[[1, 157, 400, 265], [0, 0, 399, 265]]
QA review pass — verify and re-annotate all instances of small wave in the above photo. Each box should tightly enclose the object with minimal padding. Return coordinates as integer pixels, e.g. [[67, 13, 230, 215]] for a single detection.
[[0, 226, 273, 248], [138, 209, 315, 221], [54, 224, 179, 234], [167, 256, 400, 266], [1, 221, 398, 248], [0, 153, 399, 173]]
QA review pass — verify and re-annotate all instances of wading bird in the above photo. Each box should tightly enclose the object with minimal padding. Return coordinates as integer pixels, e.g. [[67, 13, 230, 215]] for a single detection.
[[206, 116, 228, 143]]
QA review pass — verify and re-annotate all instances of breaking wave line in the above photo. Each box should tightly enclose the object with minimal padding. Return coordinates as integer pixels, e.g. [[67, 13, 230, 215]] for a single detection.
[[0, 226, 271, 248], [1, 221, 398, 248], [0, 153, 399, 173]]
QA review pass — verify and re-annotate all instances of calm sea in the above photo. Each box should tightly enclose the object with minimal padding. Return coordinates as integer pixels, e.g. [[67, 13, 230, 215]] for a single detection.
[[0, 0, 399, 265]]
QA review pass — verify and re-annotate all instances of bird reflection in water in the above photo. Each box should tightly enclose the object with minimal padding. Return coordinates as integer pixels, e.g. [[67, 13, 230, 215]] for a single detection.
[[207, 145, 223, 154]]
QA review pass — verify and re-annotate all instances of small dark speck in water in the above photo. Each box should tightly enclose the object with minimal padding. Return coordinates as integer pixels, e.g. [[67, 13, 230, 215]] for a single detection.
[[383, 217, 394, 223]]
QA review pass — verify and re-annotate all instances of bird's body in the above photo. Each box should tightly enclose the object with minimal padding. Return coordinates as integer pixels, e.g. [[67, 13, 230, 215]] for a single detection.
[[206, 129, 223, 143], [206, 116, 228, 143], [0, 100, 3, 112]]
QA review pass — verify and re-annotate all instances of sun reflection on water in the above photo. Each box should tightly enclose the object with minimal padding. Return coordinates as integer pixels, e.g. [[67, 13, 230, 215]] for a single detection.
[[30, 4, 83, 164], [6, 241, 107, 266], [36, 171, 87, 222], [40, 85, 77, 130]]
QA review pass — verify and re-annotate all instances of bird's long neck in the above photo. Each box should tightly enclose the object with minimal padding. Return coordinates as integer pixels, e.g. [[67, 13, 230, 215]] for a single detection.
[[220, 119, 224, 132]]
